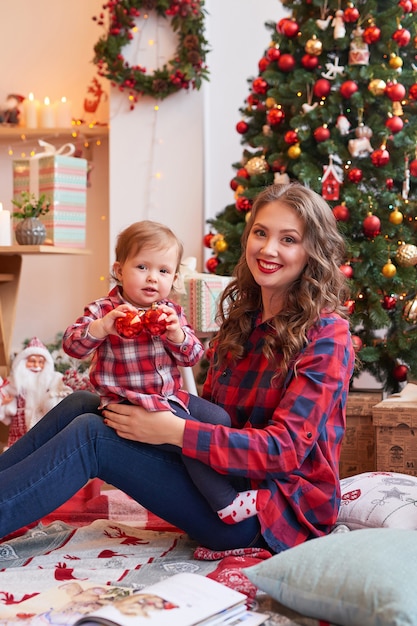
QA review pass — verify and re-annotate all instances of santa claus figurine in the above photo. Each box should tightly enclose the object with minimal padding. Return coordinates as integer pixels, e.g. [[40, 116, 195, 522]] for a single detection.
[[0, 337, 72, 447]]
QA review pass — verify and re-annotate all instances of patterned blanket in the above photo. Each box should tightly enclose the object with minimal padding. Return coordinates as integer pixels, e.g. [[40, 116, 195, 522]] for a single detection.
[[0, 485, 326, 625]]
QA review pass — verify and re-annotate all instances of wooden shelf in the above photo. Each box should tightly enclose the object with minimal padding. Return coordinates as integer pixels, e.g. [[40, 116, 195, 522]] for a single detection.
[[0, 245, 91, 255], [0, 125, 108, 140]]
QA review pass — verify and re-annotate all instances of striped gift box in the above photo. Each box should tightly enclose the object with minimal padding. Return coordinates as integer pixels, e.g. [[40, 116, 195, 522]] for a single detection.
[[177, 274, 232, 333], [13, 155, 87, 248]]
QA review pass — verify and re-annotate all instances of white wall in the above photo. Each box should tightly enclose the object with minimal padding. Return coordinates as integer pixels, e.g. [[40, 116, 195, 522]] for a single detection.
[[0, 0, 286, 356]]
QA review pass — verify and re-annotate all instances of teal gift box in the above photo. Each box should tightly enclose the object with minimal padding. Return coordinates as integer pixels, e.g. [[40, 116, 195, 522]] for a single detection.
[[177, 273, 232, 333], [13, 149, 87, 248]]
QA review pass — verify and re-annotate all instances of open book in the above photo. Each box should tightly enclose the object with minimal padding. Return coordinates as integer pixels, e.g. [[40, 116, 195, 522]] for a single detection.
[[0, 573, 268, 626]]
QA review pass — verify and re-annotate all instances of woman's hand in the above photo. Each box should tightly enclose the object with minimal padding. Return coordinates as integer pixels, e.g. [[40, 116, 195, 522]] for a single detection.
[[102, 403, 186, 447]]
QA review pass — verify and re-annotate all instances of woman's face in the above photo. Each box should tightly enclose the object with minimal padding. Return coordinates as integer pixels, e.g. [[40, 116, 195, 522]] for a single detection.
[[245, 200, 309, 316]]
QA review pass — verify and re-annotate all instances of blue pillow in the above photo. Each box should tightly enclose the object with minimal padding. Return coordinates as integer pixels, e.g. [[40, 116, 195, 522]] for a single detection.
[[244, 528, 417, 626]]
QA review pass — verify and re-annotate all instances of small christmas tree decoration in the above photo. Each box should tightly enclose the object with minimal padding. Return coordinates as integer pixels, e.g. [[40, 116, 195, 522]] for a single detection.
[[385, 114, 404, 133], [385, 81, 406, 101], [305, 35, 323, 55], [245, 155, 269, 175], [236, 121, 249, 134], [340, 79, 359, 98], [349, 26, 370, 65], [396, 243, 417, 267], [348, 167, 363, 183], [363, 214, 381, 237], [403, 296, 417, 322], [389, 208, 403, 224], [393, 363, 408, 382], [115, 310, 145, 338], [371, 145, 390, 167], [143, 304, 168, 336], [205, 256, 219, 273], [382, 260, 397, 278], [351, 335, 363, 352], [340, 263, 354, 278], [389, 54, 403, 70], [382, 294, 397, 310], [368, 78, 386, 96], [332, 203, 350, 221], [344, 4, 360, 23]]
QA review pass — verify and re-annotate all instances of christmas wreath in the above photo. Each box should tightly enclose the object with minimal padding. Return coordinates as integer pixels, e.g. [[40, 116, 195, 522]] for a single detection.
[[92, 0, 209, 103]]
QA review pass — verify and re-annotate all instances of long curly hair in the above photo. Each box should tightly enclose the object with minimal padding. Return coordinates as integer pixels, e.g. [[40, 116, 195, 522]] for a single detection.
[[213, 183, 350, 379]]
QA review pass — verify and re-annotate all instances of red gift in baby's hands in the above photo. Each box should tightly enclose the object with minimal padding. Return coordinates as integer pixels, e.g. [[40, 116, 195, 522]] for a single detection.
[[115, 310, 145, 338], [143, 305, 167, 336]]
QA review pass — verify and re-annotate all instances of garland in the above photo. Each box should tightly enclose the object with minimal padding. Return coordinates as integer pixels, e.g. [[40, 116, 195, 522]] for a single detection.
[[92, 0, 209, 103]]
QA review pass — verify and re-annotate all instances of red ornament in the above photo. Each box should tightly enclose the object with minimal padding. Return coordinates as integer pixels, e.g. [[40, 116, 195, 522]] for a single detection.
[[332, 204, 350, 221], [382, 294, 398, 310], [340, 80, 358, 98], [236, 120, 249, 134], [386, 178, 394, 189], [371, 147, 390, 167], [258, 57, 270, 73], [344, 6, 360, 22], [277, 18, 299, 37], [348, 167, 363, 183], [278, 54, 296, 72], [266, 47, 281, 62], [206, 256, 219, 273], [115, 310, 145, 339], [399, 0, 413, 11], [351, 335, 363, 352], [313, 78, 331, 98], [340, 264, 354, 278], [247, 94, 259, 108], [363, 214, 381, 237], [284, 130, 298, 144], [236, 197, 252, 212], [385, 81, 406, 101], [143, 305, 168, 336], [411, 0, 417, 10], [267, 108, 285, 126], [392, 27, 411, 46], [363, 25, 381, 44], [230, 178, 238, 191], [393, 364, 408, 382], [344, 299, 356, 315], [301, 54, 319, 70], [385, 115, 404, 133], [252, 78, 268, 95], [409, 83, 417, 99], [313, 125, 330, 142], [203, 232, 214, 248], [409, 159, 417, 177], [237, 168, 250, 179]]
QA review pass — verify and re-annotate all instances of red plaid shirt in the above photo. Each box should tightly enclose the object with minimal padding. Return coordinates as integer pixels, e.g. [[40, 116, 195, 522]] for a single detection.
[[62, 286, 204, 410], [182, 312, 355, 553]]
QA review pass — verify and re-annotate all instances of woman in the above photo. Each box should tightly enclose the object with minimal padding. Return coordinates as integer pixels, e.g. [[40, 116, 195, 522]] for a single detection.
[[0, 183, 355, 554]]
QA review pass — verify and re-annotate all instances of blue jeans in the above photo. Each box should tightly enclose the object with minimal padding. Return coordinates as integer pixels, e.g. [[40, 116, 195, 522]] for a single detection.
[[0, 392, 265, 550]]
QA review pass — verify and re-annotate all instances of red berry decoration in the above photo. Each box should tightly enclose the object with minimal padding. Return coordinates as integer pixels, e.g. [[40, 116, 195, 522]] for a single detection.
[[348, 168, 363, 183], [363, 214, 381, 238], [409, 159, 417, 177], [115, 310, 145, 339], [143, 305, 167, 336], [385, 81, 406, 101], [313, 125, 330, 142], [301, 54, 319, 70], [206, 256, 219, 273], [252, 78, 268, 94], [236, 120, 249, 134], [313, 78, 331, 98], [344, 6, 360, 22], [371, 147, 390, 167], [393, 364, 408, 382], [340, 80, 358, 98], [385, 115, 404, 133], [333, 204, 350, 221], [278, 53, 296, 72], [363, 24, 381, 43], [392, 27, 411, 46]]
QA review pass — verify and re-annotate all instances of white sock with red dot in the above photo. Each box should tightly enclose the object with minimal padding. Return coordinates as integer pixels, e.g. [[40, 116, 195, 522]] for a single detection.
[[217, 489, 269, 525]]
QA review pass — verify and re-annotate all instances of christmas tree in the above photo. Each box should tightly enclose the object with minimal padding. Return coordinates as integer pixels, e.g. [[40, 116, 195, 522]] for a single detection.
[[204, 0, 417, 393]]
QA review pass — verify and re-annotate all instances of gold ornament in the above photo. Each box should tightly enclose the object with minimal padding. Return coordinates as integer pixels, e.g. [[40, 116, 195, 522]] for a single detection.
[[245, 211, 252, 223], [396, 243, 417, 267], [389, 208, 403, 225], [305, 36, 322, 56], [214, 238, 228, 254], [368, 78, 386, 96], [288, 144, 301, 159], [245, 155, 268, 176], [234, 185, 246, 198], [265, 97, 277, 109], [389, 54, 403, 70], [382, 260, 397, 278], [404, 297, 417, 322], [210, 233, 224, 250]]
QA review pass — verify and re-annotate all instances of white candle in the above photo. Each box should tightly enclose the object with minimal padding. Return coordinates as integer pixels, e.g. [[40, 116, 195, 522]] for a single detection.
[[41, 96, 55, 128], [0, 203, 11, 246], [24, 92, 39, 129], [55, 96, 72, 128]]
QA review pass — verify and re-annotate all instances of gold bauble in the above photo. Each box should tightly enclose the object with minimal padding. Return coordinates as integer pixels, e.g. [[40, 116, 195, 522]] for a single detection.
[[234, 185, 245, 198], [396, 243, 417, 267], [210, 233, 224, 250], [404, 297, 417, 322], [214, 238, 228, 253], [305, 36, 322, 56], [382, 261, 397, 278], [288, 144, 301, 159], [245, 155, 268, 176], [368, 78, 386, 96], [389, 208, 403, 225], [265, 97, 277, 109], [389, 54, 403, 70]]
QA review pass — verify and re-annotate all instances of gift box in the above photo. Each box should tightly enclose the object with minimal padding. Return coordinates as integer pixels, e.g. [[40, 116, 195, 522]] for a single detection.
[[339, 391, 382, 478], [372, 384, 417, 476], [13, 143, 87, 248], [178, 273, 232, 333]]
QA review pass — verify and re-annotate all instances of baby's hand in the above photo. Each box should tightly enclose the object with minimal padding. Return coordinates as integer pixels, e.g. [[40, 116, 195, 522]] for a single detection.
[[157, 305, 185, 344], [90, 305, 137, 339]]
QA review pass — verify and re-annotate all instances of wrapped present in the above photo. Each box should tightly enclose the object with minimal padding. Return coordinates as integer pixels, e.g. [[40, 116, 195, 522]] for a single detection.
[[177, 261, 232, 333], [13, 141, 87, 248]]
